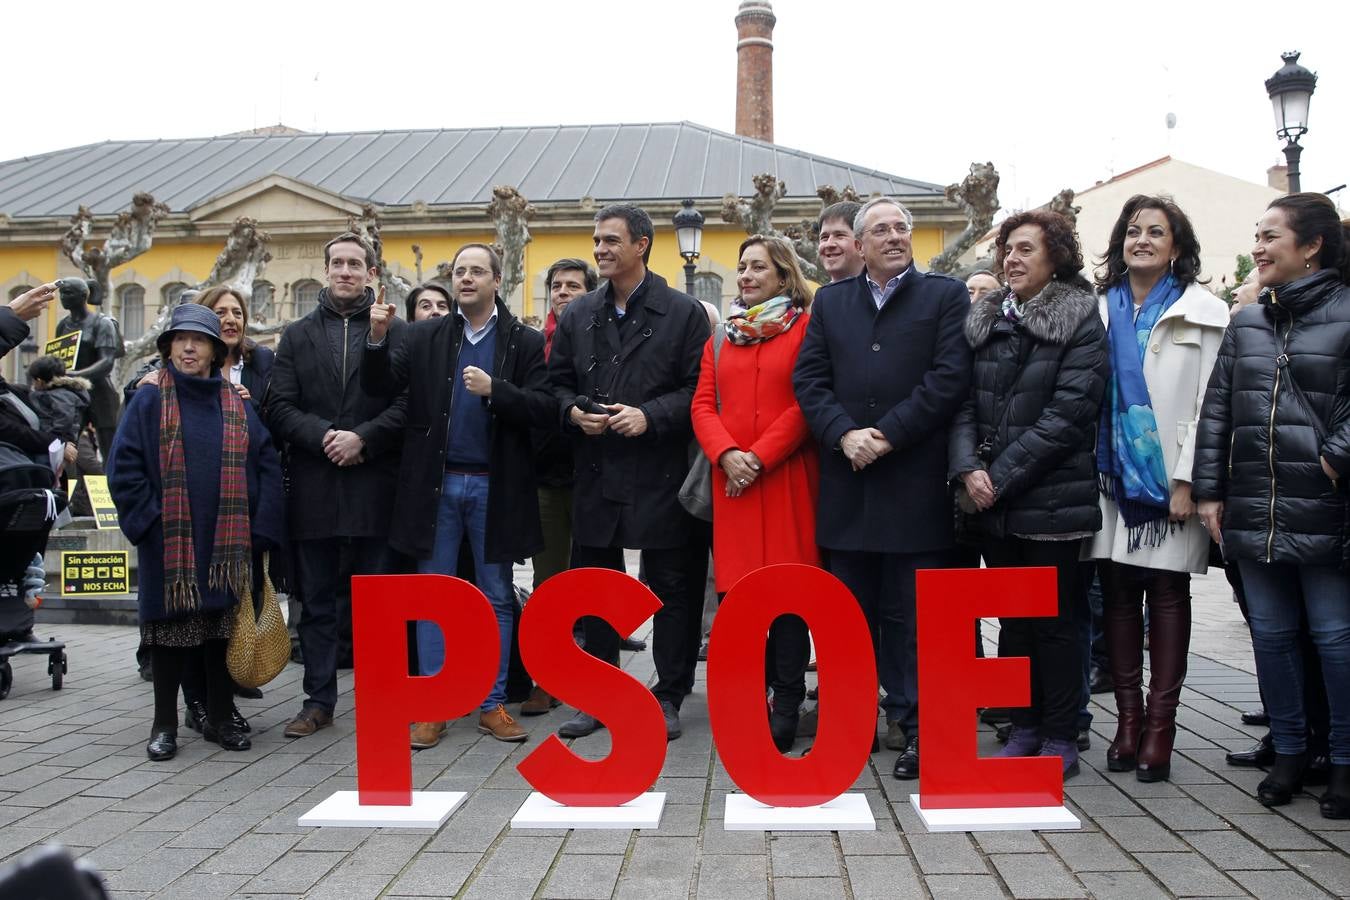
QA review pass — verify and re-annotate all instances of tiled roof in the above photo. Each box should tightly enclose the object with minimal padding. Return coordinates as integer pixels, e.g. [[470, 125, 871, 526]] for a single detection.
[[0, 121, 942, 219]]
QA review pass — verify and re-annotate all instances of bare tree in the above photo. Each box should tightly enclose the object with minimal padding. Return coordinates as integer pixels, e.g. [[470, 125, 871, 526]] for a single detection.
[[721, 173, 785, 238], [347, 203, 412, 307], [60, 192, 170, 306], [927, 162, 1001, 275], [487, 185, 534, 300], [1048, 188, 1082, 232]]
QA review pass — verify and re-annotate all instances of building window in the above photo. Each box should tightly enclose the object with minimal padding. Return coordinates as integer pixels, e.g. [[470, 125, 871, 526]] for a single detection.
[[292, 280, 321, 318], [251, 280, 275, 321], [691, 272, 724, 309], [162, 281, 192, 308], [118, 285, 146, 339]]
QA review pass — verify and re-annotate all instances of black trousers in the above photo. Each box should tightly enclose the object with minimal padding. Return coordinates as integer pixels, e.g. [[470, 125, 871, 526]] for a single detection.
[[982, 537, 1084, 742], [765, 614, 810, 712], [151, 642, 231, 732], [572, 540, 703, 709], [293, 537, 391, 713]]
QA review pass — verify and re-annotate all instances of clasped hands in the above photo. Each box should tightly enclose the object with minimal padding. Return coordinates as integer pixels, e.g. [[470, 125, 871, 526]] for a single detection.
[[841, 427, 893, 472], [719, 449, 763, 497], [569, 403, 649, 438], [323, 429, 365, 467]]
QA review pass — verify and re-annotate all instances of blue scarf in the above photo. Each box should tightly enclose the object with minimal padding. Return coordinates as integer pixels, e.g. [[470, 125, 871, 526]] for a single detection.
[[1096, 274, 1183, 549]]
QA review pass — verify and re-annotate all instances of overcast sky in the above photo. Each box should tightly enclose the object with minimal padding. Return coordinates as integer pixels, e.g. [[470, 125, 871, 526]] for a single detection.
[[6, 0, 1348, 219]]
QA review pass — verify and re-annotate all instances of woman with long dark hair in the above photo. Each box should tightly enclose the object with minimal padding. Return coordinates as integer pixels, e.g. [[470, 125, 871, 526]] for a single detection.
[[1087, 195, 1228, 782], [1194, 193, 1350, 817]]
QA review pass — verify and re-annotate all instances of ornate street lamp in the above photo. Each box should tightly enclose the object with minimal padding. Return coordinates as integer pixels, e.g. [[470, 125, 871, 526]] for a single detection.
[[673, 199, 705, 296], [1265, 51, 1317, 193]]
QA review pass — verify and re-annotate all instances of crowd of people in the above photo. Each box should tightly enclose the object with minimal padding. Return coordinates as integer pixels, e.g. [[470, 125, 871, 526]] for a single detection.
[[2, 188, 1348, 822]]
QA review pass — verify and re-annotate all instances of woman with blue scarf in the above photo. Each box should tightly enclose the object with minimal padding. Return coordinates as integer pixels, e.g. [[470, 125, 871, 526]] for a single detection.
[[1087, 196, 1227, 783]]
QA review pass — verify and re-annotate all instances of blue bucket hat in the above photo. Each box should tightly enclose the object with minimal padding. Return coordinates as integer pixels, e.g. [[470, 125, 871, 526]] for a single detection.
[[156, 302, 227, 363]]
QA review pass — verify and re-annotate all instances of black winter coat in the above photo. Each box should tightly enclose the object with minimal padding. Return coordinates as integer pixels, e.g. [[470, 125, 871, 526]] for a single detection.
[[30, 375, 91, 442], [264, 289, 406, 541], [548, 272, 710, 549], [793, 268, 972, 553], [362, 300, 551, 562], [950, 281, 1109, 539], [1192, 269, 1350, 566]]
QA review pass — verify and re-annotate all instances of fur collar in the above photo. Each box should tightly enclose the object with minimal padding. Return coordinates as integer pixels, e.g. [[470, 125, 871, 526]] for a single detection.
[[45, 375, 92, 392], [966, 280, 1097, 349]]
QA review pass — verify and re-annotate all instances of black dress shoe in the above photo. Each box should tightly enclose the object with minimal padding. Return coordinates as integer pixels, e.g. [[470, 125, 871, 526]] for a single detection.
[[995, 722, 1012, 744], [660, 700, 682, 741], [1088, 667, 1114, 694], [1226, 733, 1275, 768], [557, 711, 604, 738], [1257, 752, 1306, 807], [1241, 709, 1271, 727], [1077, 727, 1092, 751], [184, 700, 208, 734], [146, 730, 177, 761], [892, 737, 920, 780], [229, 704, 251, 734], [202, 721, 252, 751], [769, 710, 798, 753], [1319, 764, 1350, 819], [233, 684, 263, 700], [620, 636, 647, 652]]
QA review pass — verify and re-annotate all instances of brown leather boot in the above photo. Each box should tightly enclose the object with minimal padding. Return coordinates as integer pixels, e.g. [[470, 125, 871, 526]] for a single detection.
[[1100, 562, 1144, 772], [520, 685, 559, 716], [410, 720, 446, 749], [1136, 571, 1191, 783]]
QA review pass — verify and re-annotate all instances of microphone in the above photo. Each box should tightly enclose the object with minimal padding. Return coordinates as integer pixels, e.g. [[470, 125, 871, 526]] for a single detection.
[[574, 394, 607, 415]]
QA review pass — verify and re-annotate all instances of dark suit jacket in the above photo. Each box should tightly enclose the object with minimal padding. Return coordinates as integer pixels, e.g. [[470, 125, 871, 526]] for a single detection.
[[264, 296, 406, 540], [793, 267, 972, 553]]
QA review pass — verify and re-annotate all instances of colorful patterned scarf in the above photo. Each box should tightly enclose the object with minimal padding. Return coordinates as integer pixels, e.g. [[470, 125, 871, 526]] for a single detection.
[[724, 296, 801, 346], [1096, 273, 1184, 549], [158, 366, 251, 613]]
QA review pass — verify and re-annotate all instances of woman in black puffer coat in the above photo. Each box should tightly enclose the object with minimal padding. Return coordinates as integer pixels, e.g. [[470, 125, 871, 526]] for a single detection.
[[1193, 193, 1350, 819], [950, 210, 1109, 778]]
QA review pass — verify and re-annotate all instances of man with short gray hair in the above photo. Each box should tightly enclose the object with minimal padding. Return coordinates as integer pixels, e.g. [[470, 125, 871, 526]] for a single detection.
[[793, 197, 972, 781]]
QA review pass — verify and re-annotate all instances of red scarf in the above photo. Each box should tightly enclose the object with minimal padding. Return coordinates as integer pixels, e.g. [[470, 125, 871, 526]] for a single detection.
[[158, 367, 251, 613]]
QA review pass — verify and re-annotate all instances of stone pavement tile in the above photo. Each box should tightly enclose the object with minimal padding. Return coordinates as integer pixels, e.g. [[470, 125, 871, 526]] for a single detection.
[[1225, 811, 1322, 851], [303, 871, 396, 900], [51, 810, 152, 848], [698, 852, 767, 884], [63, 752, 144, 781], [164, 759, 250, 787], [199, 832, 303, 875], [1134, 851, 1243, 896], [1064, 784, 1145, 818], [560, 827, 634, 854], [1276, 798, 1350, 831], [971, 829, 1045, 854], [79, 829, 173, 871], [150, 872, 251, 900], [655, 775, 709, 805], [1095, 815, 1188, 852], [134, 800, 227, 832], [385, 851, 480, 895], [1278, 851, 1350, 896], [616, 836, 698, 897], [291, 826, 373, 852], [907, 833, 989, 875], [647, 801, 703, 837], [268, 762, 344, 788], [424, 815, 507, 853], [108, 781, 203, 813], [1179, 781, 1273, 816], [1137, 797, 1229, 831], [843, 853, 925, 899], [166, 814, 257, 849], [80, 768, 167, 798], [99, 847, 212, 893], [5, 775, 98, 807], [0, 826, 60, 863], [1077, 870, 1171, 899], [771, 878, 847, 900], [463, 875, 553, 899], [11, 793, 117, 831], [1319, 830, 1350, 854], [990, 852, 1088, 898], [924, 873, 1008, 899], [0, 763, 73, 791], [474, 833, 564, 882], [838, 815, 905, 856], [1181, 828, 1286, 870], [239, 849, 345, 894], [1230, 869, 1334, 899], [768, 834, 839, 878], [1043, 832, 1138, 872], [540, 853, 625, 899]]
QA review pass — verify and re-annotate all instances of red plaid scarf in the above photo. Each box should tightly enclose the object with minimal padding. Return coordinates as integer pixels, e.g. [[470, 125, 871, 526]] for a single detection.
[[158, 367, 251, 614]]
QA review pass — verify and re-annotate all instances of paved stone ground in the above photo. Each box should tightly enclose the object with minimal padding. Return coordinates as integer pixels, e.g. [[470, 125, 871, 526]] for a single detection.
[[1, 566, 1347, 899]]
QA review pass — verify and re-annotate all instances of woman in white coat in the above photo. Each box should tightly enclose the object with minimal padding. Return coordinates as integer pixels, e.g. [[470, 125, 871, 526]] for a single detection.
[[1087, 195, 1228, 782]]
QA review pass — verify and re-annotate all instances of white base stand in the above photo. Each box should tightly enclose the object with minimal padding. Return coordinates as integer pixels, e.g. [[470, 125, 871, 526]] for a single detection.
[[909, 794, 1080, 832], [724, 792, 875, 831], [510, 791, 666, 829], [298, 791, 466, 828]]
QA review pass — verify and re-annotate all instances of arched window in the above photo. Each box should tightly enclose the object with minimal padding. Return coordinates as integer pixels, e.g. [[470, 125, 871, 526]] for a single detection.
[[251, 280, 275, 321], [118, 285, 146, 339], [691, 272, 724, 309], [292, 280, 321, 318], [162, 281, 191, 308]]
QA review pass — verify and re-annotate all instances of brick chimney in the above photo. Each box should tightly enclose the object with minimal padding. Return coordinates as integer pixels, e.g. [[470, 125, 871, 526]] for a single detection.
[[1267, 163, 1290, 192], [734, 1, 776, 143]]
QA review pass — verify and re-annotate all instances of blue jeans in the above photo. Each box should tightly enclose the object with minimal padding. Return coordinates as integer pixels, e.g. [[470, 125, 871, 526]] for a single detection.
[[416, 473, 514, 712], [1238, 560, 1350, 764]]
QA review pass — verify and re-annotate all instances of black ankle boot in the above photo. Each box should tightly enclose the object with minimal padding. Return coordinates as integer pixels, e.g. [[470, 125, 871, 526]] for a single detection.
[[769, 709, 799, 754], [1320, 764, 1350, 819], [1257, 752, 1307, 807], [184, 700, 208, 734]]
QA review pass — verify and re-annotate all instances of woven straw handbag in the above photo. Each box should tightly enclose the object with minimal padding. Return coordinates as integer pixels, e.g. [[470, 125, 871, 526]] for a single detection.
[[225, 555, 290, 688]]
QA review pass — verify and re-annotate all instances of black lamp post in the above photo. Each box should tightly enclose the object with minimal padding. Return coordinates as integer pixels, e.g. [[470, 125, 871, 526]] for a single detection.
[[673, 199, 705, 296], [1265, 51, 1317, 193]]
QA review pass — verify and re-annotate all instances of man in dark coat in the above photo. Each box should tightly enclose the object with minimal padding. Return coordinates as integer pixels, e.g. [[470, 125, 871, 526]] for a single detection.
[[363, 242, 552, 747], [265, 231, 407, 738], [793, 197, 973, 780], [548, 204, 711, 740]]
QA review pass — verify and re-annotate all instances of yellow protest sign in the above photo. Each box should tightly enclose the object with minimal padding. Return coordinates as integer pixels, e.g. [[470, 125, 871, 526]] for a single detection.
[[43, 331, 81, 370], [82, 475, 119, 529], [60, 550, 130, 597]]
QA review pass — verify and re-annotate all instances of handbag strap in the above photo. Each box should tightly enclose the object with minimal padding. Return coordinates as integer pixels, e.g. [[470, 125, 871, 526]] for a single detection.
[[1276, 354, 1330, 442], [712, 329, 725, 413]]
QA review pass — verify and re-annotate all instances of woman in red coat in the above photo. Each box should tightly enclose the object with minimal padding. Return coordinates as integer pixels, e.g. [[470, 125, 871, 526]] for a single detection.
[[692, 234, 820, 751]]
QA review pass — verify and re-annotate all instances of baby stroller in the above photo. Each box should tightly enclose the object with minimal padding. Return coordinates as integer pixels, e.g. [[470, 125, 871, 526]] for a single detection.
[[0, 441, 68, 699]]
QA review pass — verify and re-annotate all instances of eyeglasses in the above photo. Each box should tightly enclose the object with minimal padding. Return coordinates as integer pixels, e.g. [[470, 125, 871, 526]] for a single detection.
[[453, 266, 493, 279], [866, 222, 912, 239]]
